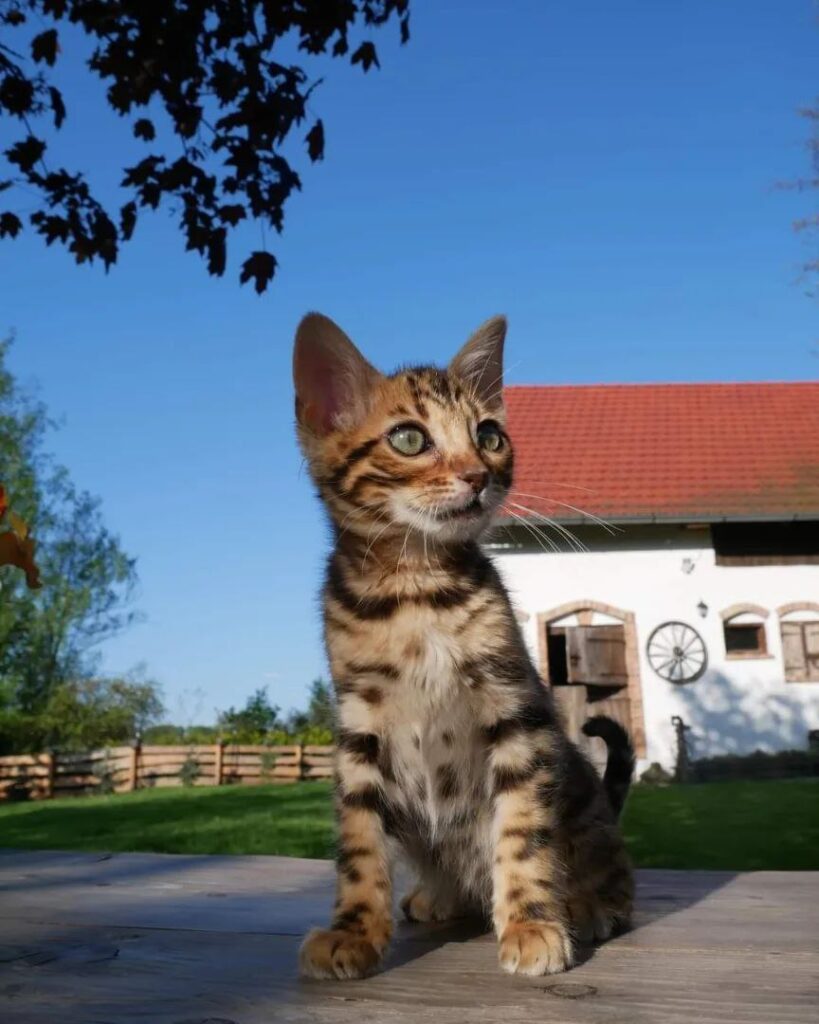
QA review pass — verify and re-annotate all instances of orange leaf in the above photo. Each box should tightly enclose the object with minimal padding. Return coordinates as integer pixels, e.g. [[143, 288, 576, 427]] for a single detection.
[[0, 526, 42, 589]]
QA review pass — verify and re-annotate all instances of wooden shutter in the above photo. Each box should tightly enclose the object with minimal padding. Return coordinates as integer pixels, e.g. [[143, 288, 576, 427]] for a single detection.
[[566, 626, 628, 686], [804, 622, 819, 680], [781, 622, 808, 682]]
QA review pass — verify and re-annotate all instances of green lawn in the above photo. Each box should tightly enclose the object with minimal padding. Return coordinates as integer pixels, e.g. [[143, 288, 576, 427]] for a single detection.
[[0, 778, 817, 870]]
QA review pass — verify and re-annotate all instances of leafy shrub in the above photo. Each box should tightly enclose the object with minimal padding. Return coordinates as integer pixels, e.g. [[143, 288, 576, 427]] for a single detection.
[[689, 748, 819, 783], [143, 724, 218, 745], [94, 752, 118, 795], [259, 749, 277, 782], [267, 726, 333, 747], [639, 762, 673, 786], [179, 753, 202, 788]]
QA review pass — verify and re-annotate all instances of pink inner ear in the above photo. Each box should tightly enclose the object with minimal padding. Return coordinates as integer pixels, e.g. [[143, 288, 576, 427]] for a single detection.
[[297, 351, 344, 434]]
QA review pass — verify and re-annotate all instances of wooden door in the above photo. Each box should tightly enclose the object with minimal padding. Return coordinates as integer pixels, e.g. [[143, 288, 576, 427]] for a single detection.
[[551, 624, 632, 768]]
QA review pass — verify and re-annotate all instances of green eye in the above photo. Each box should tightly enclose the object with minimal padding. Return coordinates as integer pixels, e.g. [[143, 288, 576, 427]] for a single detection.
[[388, 424, 429, 456], [477, 420, 503, 452]]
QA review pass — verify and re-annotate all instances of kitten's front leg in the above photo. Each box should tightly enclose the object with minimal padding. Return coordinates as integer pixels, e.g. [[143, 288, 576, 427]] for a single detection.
[[299, 731, 393, 980], [488, 723, 574, 976]]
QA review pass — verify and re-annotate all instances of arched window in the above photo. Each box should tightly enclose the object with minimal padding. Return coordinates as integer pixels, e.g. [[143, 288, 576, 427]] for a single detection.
[[720, 604, 769, 659], [777, 603, 819, 683]]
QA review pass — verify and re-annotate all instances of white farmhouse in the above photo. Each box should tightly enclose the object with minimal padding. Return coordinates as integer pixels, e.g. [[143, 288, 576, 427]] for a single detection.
[[490, 381, 819, 773]]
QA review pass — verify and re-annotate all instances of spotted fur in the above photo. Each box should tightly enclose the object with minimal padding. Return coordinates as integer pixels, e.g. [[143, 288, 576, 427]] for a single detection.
[[293, 313, 634, 980]]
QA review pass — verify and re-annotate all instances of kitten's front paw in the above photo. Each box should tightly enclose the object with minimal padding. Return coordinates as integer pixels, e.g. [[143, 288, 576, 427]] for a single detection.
[[498, 921, 574, 976], [299, 928, 384, 980], [400, 886, 457, 923]]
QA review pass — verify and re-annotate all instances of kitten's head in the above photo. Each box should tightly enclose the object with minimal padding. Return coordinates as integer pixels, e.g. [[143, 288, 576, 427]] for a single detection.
[[293, 313, 513, 544]]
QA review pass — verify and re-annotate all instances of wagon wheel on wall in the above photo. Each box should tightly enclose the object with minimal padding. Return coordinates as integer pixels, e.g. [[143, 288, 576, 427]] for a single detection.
[[646, 621, 707, 683]]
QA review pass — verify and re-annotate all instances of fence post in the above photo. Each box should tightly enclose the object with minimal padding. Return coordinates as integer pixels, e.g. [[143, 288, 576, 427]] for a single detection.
[[295, 743, 304, 782], [128, 737, 140, 792], [214, 740, 224, 786], [43, 749, 55, 800]]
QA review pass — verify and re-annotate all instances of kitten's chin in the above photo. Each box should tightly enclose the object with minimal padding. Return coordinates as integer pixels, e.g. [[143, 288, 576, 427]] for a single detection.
[[391, 498, 499, 543], [429, 515, 493, 542]]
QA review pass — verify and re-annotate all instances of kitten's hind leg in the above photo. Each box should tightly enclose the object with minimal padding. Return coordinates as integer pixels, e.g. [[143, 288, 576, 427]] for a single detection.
[[566, 825, 634, 944], [400, 878, 463, 923]]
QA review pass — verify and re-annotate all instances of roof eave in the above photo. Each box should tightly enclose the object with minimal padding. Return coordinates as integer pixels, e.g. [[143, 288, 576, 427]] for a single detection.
[[493, 511, 819, 528]]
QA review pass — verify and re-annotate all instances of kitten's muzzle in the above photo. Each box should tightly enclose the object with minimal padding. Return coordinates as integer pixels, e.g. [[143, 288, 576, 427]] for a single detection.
[[459, 468, 489, 494]]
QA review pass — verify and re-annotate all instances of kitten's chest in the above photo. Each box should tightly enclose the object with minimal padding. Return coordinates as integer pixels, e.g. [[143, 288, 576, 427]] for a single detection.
[[398, 619, 463, 696], [387, 703, 488, 826]]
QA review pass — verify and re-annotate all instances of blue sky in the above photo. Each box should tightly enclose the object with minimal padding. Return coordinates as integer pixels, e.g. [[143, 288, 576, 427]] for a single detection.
[[2, 0, 817, 724]]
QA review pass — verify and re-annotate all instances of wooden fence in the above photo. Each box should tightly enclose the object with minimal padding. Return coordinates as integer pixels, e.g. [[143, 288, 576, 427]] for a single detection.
[[0, 743, 334, 801]]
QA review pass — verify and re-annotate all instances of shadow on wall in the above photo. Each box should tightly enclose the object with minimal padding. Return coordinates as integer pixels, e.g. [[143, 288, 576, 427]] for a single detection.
[[675, 670, 815, 759]]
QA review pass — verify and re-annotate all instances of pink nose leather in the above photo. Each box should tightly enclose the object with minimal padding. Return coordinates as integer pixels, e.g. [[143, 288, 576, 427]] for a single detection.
[[459, 469, 489, 494]]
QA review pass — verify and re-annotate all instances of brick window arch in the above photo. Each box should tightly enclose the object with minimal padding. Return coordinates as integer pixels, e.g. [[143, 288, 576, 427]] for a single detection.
[[720, 603, 769, 622], [777, 601, 819, 619]]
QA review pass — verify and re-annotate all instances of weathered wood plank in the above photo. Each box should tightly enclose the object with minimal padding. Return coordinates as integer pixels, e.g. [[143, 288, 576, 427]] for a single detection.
[[0, 851, 816, 1024], [0, 754, 49, 767]]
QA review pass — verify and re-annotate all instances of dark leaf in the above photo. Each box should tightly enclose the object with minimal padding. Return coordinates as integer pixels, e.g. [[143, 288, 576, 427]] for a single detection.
[[49, 86, 66, 128], [6, 136, 46, 174], [133, 118, 155, 141], [240, 250, 277, 294], [0, 212, 22, 238], [333, 37, 349, 57], [305, 119, 324, 162], [400, 14, 410, 44], [42, 0, 67, 17], [30, 211, 70, 246], [31, 29, 59, 66], [3, 10, 26, 26], [207, 227, 226, 276], [0, 75, 35, 117], [218, 203, 245, 226], [120, 201, 137, 240], [351, 41, 380, 72]]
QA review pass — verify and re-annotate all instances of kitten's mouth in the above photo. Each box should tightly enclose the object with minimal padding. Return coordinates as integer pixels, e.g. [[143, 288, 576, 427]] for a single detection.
[[432, 497, 484, 521]]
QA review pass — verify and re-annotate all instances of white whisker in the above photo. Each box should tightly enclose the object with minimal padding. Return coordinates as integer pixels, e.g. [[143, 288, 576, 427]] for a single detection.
[[509, 490, 621, 535], [505, 501, 588, 553], [501, 507, 559, 554]]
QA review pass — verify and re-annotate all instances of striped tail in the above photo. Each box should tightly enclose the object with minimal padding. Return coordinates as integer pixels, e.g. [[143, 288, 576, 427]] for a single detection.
[[582, 716, 635, 819]]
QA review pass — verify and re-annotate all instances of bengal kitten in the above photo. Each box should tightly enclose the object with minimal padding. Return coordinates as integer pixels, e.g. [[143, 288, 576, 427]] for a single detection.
[[293, 313, 634, 980]]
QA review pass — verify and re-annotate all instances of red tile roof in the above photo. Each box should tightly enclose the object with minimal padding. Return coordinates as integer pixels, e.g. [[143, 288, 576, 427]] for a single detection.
[[503, 382, 819, 523]]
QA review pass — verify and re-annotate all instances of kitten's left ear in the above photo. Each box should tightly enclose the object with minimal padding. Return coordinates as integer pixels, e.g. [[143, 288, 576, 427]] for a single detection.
[[449, 315, 507, 409], [293, 313, 383, 434]]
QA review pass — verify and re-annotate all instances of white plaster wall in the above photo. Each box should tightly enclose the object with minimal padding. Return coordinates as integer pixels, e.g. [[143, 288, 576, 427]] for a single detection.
[[490, 528, 819, 772]]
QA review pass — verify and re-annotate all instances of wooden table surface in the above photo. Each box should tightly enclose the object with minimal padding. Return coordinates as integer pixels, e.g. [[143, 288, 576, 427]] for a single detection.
[[1, 849, 817, 1024]]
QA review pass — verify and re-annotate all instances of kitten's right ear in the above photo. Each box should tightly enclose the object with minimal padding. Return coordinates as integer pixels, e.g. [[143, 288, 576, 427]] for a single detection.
[[449, 315, 507, 410], [293, 313, 382, 434]]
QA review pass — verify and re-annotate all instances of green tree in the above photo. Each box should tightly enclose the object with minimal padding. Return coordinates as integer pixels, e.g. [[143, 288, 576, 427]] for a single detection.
[[217, 686, 280, 743], [304, 677, 335, 732], [38, 675, 164, 751], [278, 677, 334, 744], [0, 1, 410, 293], [0, 336, 140, 751]]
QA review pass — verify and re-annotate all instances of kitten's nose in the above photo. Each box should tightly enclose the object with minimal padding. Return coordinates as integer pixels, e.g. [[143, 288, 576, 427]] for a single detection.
[[460, 468, 489, 494]]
